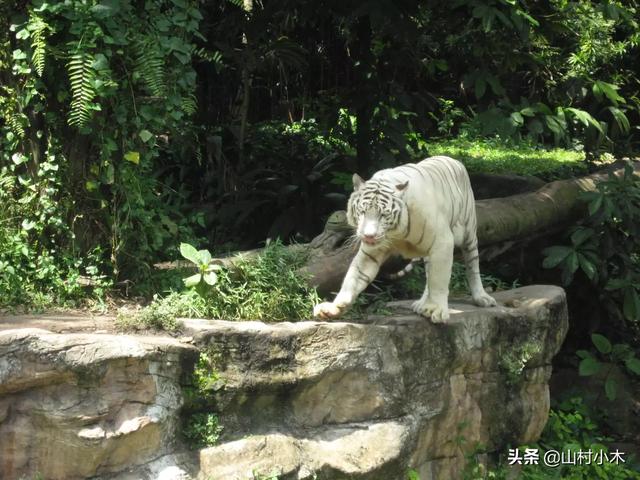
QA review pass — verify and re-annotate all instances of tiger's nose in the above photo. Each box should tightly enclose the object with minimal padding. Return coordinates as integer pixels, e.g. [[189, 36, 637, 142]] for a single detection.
[[363, 234, 377, 244]]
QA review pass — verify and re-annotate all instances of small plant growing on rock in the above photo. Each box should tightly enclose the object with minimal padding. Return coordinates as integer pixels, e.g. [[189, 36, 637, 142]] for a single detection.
[[182, 350, 225, 449], [179, 242, 221, 296], [182, 412, 222, 448]]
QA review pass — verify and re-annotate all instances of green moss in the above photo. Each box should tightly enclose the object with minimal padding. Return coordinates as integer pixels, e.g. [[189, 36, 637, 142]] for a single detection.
[[428, 137, 586, 179]]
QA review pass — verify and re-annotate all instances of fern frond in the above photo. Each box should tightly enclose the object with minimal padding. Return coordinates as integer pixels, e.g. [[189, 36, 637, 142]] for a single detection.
[[195, 48, 223, 72], [30, 13, 49, 77], [8, 114, 27, 138], [135, 39, 166, 97], [67, 51, 96, 127], [181, 94, 197, 115]]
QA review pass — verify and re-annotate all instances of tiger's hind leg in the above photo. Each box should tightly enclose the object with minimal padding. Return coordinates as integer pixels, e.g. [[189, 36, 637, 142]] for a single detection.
[[462, 233, 496, 308], [410, 257, 429, 312]]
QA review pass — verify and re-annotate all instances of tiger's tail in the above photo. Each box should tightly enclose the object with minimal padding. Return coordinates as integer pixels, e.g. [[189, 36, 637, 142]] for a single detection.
[[387, 257, 428, 280]]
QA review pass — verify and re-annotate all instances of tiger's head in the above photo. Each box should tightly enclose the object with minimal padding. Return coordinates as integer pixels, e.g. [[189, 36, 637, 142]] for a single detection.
[[347, 173, 409, 247]]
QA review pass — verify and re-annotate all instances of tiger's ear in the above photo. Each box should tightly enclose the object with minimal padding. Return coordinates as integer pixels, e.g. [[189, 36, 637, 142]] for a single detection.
[[395, 181, 409, 192], [353, 173, 365, 191]]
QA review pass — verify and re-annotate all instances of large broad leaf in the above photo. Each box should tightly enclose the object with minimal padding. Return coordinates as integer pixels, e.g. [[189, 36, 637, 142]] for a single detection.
[[578, 253, 597, 281], [183, 273, 202, 288], [593, 81, 625, 106], [625, 357, 640, 375], [607, 107, 630, 134], [198, 249, 212, 266], [180, 242, 201, 265], [202, 271, 218, 286], [570, 227, 594, 246], [579, 357, 602, 376], [565, 108, 603, 133], [591, 334, 612, 354], [542, 246, 573, 269]]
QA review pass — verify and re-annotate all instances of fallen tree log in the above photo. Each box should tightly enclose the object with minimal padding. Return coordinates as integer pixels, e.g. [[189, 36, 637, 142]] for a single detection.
[[304, 160, 639, 294], [156, 160, 639, 294]]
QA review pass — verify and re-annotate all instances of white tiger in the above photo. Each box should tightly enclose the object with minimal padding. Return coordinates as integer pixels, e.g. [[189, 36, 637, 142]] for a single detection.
[[313, 155, 496, 322]]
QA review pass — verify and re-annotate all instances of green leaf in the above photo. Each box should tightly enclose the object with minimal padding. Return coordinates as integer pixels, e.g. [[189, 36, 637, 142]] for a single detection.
[[203, 271, 218, 286], [180, 242, 201, 265], [520, 107, 536, 117], [21, 219, 36, 231], [542, 246, 573, 269], [139, 130, 154, 143], [588, 194, 603, 215], [591, 334, 612, 354], [594, 81, 625, 106], [183, 273, 202, 288], [607, 107, 630, 134], [124, 151, 140, 164], [578, 253, 597, 281], [625, 357, 640, 375], [510, 111, 524, 126], [565, 251, 579, 274], [576, 350, 591, 359], [606, 278, 630, 291], [565, 108, 603, 133], [198, 249, 212, 266], [623, 288, 640, 321], [12, 153, 27, 165], [16, 28, 30, 40], [85, 180, 99, 191], [579, 357, 602, 376], [604, 376, 617, 401], [570, 228, 593, 246]]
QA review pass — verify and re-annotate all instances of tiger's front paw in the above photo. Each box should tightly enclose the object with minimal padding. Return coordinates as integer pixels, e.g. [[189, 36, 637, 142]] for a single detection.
[[313, 302, 342, 320], [472, 291, 497, 308], [412, 299, 450, 323]]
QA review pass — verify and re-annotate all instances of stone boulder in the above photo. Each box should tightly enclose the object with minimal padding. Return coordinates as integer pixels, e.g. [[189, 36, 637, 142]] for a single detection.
[[0, 329, 197, 480], [192, 285, 568, 480], [0, 285, 568, 480]]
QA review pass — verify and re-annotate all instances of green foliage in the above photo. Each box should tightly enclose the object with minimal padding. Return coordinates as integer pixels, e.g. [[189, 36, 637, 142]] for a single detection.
[[2, 0, 205, 299], [427, 137, 586, 179], [462, 397, 640, 479], [406, 469, 421, 480], [499, 340, 543, 385], [115, 291, 201, 332], [0, 151, 110, 308], [118, 241, 320, 324], [199, 241, 320, 321], [577, 333, 640, 401], [213, 120, 352, 244], [182, 412, 222, 449], [67, 51, 97, 127], [543, 163, 640, 325], [182, 350, 224, 449], [179, 242, 221, 295]]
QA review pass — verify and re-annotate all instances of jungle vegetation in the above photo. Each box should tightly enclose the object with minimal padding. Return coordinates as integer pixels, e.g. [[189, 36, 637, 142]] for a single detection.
[[2, 0, 640, 474]]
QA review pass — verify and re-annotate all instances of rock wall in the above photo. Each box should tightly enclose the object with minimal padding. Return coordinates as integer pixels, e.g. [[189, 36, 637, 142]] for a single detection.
[[0, 329, 197, 480], [0, 285, 568, 480]]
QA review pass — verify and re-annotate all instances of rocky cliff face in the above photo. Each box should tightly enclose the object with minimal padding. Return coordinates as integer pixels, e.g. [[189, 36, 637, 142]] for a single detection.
[[0, 285, 568, 480]]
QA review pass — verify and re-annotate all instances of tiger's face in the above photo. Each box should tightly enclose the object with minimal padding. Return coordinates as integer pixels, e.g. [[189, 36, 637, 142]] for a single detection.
[[347, 174, 408, 246]]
